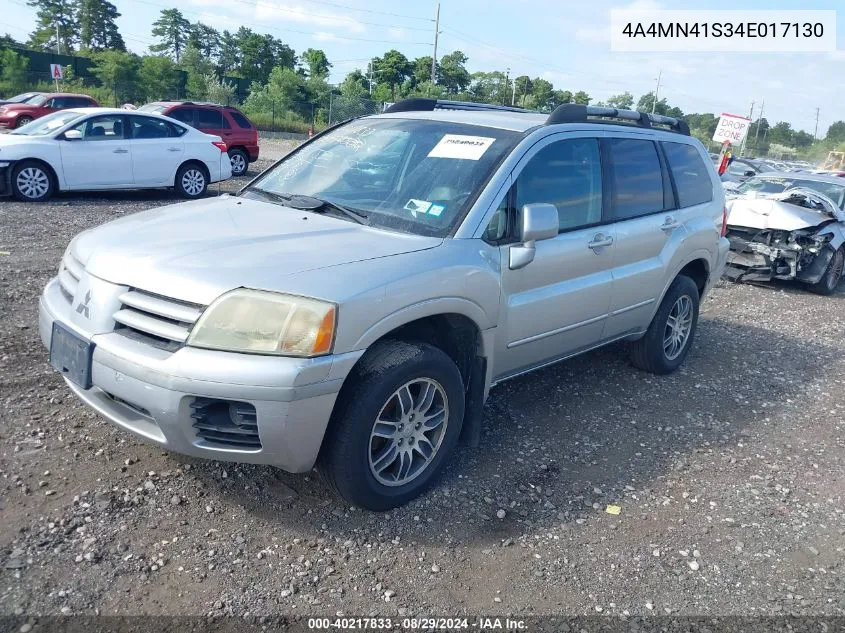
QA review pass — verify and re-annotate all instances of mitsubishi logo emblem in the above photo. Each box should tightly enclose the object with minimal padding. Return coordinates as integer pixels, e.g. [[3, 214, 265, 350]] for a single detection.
[[75, 290, 91, 319]]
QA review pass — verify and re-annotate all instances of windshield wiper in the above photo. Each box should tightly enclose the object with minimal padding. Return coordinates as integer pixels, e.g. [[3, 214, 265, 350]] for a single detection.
[[250, 189, 369, 225]]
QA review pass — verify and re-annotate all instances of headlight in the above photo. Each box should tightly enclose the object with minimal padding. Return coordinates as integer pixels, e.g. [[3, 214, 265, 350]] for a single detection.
[[186, 289, 336, 357]]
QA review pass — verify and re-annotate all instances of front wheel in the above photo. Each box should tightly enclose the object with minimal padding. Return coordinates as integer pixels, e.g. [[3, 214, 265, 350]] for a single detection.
[[320, 340, 465, 510], [630, 275, 700, 375], [808, 247, 843, 296], [175, 163, 208, 199], [12, 160, 54, 202]]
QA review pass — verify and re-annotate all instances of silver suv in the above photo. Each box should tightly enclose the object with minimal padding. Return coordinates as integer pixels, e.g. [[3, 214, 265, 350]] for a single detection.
[[39, 100, 729, 510]]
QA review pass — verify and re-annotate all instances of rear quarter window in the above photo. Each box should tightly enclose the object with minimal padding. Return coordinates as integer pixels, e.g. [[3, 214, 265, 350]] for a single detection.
[[662, 142, 713, 208], [230, 111, 253, 129]]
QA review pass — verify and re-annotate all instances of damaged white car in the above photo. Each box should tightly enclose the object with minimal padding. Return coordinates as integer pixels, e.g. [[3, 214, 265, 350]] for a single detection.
[[724, 173, 845, 295]]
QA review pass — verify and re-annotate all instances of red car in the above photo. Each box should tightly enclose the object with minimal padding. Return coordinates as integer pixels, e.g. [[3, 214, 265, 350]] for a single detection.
[[0, 93, 98, 129], [139, 101, 259, 176]]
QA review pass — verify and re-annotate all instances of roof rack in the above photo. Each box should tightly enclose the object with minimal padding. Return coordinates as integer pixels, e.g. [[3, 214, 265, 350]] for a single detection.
[[546, 104, 690, 135], [383, 98, 533, 115]]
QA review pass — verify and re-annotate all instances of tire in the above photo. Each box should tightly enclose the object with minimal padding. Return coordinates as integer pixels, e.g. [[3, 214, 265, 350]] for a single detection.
[[320, 340, 465, 511], [630, 275, 700, 375], [11, 160, 54, 202], [15, 116, 33, 129], [808, 247, 843, 296], [228, 149, 248, 177], [175, 163, 208, 199]]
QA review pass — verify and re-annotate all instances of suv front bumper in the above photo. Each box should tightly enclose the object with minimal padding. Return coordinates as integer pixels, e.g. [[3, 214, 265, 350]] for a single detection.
[[39, 277, 363, 472]]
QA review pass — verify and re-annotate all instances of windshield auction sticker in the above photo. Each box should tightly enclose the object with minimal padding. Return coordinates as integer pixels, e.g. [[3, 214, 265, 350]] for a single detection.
[[428, 135, 496, 160], [610, 9, 836, 52]]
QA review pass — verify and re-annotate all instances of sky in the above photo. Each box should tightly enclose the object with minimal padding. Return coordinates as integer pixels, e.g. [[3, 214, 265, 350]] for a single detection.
[[1, 0, 842, 136]]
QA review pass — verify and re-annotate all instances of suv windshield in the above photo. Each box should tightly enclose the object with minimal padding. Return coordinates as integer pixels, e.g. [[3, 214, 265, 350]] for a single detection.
[[737, 176, 845, 210], [244, 118, 520, 237], [10, 110, 84, 135]]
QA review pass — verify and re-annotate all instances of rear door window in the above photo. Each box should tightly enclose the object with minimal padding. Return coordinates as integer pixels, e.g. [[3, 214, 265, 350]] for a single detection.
[[607, 138, 666, 220], [230, 111, 253, 129], [662, 142, 713, 207], [130, 116, 180, 139], [197, 108, 229, 129]]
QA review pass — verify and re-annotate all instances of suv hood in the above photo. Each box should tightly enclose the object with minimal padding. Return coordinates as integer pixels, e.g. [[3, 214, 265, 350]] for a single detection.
[[72, 195, 442, 304]]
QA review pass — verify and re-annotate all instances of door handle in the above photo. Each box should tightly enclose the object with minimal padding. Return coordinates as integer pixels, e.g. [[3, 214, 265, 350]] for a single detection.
[[661, 216, 681, 232], [587, 234, 614, 250], [167, 147, 181, 152], [112, 148, 128, 154]]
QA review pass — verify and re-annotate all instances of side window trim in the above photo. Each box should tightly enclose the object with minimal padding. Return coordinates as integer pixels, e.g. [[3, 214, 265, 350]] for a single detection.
[[655, 141, 679, 211]]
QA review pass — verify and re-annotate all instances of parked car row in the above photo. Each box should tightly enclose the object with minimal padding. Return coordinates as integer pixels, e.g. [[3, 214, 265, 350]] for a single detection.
[[0, 93, 259, 190]]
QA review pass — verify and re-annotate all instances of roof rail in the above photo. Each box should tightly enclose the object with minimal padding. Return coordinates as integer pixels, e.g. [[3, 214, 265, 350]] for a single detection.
[[383, 98, 533, 115], [546, 103, 690, 136], [546, 104, 690, 135]]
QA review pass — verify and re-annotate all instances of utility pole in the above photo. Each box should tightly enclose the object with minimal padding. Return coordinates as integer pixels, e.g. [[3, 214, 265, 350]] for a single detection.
[[512, 77, 517, 106], [813, 107, 820, 140], [430, 3, 440, 88], [55, 23, 61, 90], [651, 69, 662, 114], [503, 67, 510, 105], [368, 59, 373, 95], [740, 101, 754, 157], [752, 98, 764, 154]]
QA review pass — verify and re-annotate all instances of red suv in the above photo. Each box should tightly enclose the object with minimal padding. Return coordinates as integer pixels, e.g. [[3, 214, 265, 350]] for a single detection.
[[139, 101, 260, 176], [0, 93, 98, 129]]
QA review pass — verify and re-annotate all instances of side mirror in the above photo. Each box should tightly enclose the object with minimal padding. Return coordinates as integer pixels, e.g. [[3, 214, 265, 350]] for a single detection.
[[63, 129, 82, 140], [509, 203, 559, 270], [744, 170, 756, 177]]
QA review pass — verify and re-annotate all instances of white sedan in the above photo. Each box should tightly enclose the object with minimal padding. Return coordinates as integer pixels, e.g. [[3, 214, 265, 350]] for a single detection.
[[0, 107, 232, 202]]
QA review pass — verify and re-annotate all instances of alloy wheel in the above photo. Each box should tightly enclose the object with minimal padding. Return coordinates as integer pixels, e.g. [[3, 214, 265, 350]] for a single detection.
[[181, 169, 205, 196], [663, 294, 693, 361], [368, 378, 449, 487], [16, 167, 50, 199]]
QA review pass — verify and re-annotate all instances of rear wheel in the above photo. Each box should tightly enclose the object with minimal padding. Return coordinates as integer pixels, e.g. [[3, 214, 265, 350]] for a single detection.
[[630, 275, 700, 375], [15, 116, 33, 128], [228, 149, 248, 177], [809, 247, 844, 296], [320, 340, 465, 510], [12, 160, 54, 202], [175, 163, 208, 199]]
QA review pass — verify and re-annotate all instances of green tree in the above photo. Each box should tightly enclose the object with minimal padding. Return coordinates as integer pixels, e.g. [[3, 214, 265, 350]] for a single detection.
[[203, 73, 235, 105], [767, 121, 794, 147], [373, 49, 411, 100], [0, 34, 23, 48], [825, 121, 845, 143], [150, 8, 191, 62], [529, 78, 554, 110], [187, 23, 220, 61], [242, 65, 305, 112], [606, 91, 634, 109], [0, 48, 30, 94], [438, 50, 469, 94], [412, 55, 434, 86], [90, 49, 140, 104], [572, 90, 591, 105], [792, 130, 814, 149], [236, 28, 295, 84], [76, 0, 124, 51], [340, 69, 369, 99], [138, 54, 178, 101], [468, 70, 507, 104], [512, 75, 531, 107], [179, 44, 215, 98], [300, 48, 331, 80], [636, 91, 681, 116], [27, 0, 77, 53], [217, 30, 240, 74]]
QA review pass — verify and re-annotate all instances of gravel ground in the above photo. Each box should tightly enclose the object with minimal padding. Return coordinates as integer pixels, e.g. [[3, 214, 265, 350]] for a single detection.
[[0, 166, 843, 620]]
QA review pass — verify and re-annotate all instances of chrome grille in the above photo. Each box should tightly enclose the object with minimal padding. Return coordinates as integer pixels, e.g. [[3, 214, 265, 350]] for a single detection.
[[113, 289, 204, 351], [58, 252, 84, 303], [190, 398, 261, 449]]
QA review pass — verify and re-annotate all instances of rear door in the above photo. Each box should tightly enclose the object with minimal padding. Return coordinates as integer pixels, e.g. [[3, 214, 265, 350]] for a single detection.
[[127, 115, 185, 186], [494, 133, 616, 379], [602, 135, 710, 339], [59, 114, 133, 188], [196, 107, 232, 144]]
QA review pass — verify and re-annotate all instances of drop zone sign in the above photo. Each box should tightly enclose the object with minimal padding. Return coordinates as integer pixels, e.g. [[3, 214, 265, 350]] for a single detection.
[[713, 113, 751, 144]]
